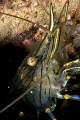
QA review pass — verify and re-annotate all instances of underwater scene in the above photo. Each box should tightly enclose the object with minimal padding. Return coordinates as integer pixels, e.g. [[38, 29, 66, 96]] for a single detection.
[[0, 0, 80, 120]]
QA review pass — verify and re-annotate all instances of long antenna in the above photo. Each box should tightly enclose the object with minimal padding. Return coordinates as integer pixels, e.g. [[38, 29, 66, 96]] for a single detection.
[[0, 66, 55, 113], [0, 11, 50, 33], [37, 0, 50, 17]]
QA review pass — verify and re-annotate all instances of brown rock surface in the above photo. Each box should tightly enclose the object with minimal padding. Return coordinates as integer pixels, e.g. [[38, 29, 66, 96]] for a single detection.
[[0, 0, 79, 40]]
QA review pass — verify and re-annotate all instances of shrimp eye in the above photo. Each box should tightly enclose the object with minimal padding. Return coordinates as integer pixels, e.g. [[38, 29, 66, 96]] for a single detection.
[[27, 57, 38, 66]]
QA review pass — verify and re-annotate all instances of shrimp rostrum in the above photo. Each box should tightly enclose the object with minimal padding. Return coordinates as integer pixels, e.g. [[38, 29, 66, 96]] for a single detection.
[[0, 0, 80, 120]]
